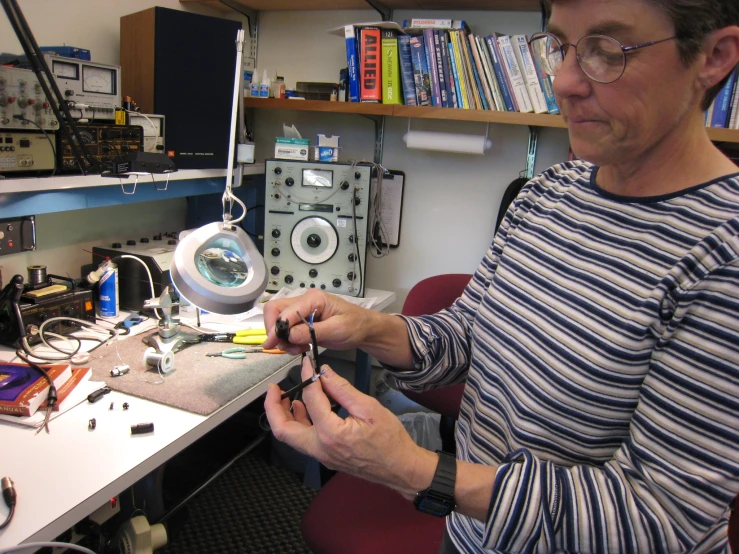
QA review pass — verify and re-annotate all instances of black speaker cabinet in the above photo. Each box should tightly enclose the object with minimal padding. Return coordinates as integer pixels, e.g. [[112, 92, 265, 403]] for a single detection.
[[120, 7, 241, 169]]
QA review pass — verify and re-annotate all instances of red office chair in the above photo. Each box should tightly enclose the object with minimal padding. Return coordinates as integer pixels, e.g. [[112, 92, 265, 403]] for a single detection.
[[301, 274, 471, 554], [730, 493, 738, 553]]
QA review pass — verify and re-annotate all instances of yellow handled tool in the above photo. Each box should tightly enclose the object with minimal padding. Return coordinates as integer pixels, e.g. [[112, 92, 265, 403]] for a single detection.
[[232, 335, 268, 345], [235, 328, 267, 337]]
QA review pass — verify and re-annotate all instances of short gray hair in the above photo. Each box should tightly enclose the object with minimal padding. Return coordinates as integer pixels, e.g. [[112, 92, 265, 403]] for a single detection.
[[539, 0, 739, 110]]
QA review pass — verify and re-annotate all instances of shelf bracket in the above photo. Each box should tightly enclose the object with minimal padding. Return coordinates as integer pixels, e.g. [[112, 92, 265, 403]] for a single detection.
[[525, 126, 539, 180], [364, 0, 391, 21], [359, 114, 386, 165]]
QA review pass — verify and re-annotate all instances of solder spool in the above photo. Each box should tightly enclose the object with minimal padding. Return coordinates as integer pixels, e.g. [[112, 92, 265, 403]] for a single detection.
[[142, 347, 175, 375], [27, 265, 47, 286]]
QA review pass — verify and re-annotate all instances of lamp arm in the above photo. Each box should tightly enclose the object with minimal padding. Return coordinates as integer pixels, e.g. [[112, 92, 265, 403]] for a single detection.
[[222, 28, 246, 230]]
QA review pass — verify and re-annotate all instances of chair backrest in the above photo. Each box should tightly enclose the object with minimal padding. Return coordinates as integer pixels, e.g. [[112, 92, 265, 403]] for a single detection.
[[730, 493, 738, 553], [400, 274, 472, 419]]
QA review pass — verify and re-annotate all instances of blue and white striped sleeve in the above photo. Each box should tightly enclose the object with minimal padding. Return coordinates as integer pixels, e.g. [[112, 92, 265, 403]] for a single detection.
[[482, 244, 739, 552]]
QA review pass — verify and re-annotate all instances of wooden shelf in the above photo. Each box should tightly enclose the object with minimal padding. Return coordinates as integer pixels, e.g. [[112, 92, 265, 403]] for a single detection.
[[393, 105, 567, 128], [181, 0, 541, 12], [244, 98, 393, 116]]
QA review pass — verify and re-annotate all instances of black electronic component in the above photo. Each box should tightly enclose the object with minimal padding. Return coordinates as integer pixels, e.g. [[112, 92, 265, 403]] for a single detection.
[[131, 422, 154, 435], [87, 386, 111, 403], [275, 317, 290, 342], [56, 122, 144, 174]]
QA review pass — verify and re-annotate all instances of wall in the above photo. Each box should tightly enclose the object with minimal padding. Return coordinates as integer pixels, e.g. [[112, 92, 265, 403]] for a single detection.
[[253, 10, 572, 312], [0, 0, 243, 281]]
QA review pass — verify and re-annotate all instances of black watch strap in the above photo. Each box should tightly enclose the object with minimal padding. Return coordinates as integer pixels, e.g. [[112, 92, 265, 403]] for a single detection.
[[430, 450, 456, 497]]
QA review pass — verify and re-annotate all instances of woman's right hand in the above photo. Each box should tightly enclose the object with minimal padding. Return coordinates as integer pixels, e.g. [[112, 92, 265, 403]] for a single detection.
[[262, 289, 375, 354]]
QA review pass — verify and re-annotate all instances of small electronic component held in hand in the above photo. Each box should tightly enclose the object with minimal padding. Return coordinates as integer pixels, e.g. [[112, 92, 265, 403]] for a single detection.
[[275, 317, 290, 342]]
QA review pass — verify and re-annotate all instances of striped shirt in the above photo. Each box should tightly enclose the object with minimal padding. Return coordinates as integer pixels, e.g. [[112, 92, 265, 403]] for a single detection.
[[392, 161, 739, 553]]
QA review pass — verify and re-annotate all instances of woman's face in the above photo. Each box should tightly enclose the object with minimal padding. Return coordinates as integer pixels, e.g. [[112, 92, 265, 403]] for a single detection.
[[548, 0, 704, 166]]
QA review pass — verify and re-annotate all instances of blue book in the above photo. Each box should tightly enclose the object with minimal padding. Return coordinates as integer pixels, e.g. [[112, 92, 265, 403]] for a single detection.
[[344, 25, 360, 102], [410, 35, 432, 106], [432, 30, 449, 108], [466, 38, 489, 110], [711, 69, 737, 128], [485, 35, 515, 111], [448, 41, 463, 110], [439, 31, 456, 108], [398, 35, 418, 106], [423, 29, 442, 107], [530, 42, 560, 115]]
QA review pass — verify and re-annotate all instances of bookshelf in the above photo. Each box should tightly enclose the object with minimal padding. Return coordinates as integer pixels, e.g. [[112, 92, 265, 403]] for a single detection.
[[181, 0, 543, 13]]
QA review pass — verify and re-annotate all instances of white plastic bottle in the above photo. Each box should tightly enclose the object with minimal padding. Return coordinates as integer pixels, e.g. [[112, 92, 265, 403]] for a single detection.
[[259, 69, 270, 98], [250, 68, 261, 98]]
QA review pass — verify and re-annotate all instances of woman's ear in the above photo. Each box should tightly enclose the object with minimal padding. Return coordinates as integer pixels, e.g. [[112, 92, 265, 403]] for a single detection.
[[698, 26, 739, 89]]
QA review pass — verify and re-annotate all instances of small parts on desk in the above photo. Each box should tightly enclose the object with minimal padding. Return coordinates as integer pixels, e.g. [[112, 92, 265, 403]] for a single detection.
[[109, 402, 114, 410], [87, 386, 112, 404], [194, 328, 269, 345], [122, 402, 130, 410], [88, 418, 96, 430], [131, 422, 154, 435], [206, 347, 286, 359], [111, 364, 130, 377], [275, 318, 290, 342]]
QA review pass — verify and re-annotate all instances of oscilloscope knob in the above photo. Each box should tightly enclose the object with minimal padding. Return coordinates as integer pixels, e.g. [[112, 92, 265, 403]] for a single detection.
[[340, 181, 350, 190], [285, 275, 294, 284], [332, 279, 342, 288], [309, 269, 318, 278], [271, 266, 280, 276], [271, 229, 281, 238], [271, 248, 280, 257], [285, 177, 294, 186], [347, 272, 355, 281], [274, 167, 282, 175], [353, 197, 361, 206], [348, 253, 355, 262], [355, 171, 362, 179], [306, 234, 321, 248]]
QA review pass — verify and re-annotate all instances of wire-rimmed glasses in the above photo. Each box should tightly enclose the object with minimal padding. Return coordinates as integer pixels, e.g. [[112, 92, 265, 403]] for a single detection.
[[529, 32, 677, 84]]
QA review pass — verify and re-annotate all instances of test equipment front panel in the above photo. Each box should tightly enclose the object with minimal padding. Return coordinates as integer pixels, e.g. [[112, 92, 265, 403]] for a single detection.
[[264, 159, 371, 297]]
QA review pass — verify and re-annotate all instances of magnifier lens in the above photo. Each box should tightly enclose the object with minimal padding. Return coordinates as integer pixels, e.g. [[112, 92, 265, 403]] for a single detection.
[[196, 247, 248, 287]]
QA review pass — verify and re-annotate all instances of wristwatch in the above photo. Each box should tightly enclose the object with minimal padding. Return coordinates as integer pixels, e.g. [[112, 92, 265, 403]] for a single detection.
[[414, 451, 457, 517]]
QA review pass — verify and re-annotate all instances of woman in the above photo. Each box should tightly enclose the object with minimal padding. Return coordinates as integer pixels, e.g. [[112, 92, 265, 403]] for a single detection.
[[263, 0, 739, 551]]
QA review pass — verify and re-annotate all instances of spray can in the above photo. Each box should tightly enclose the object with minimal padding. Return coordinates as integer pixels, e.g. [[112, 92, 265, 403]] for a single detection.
[[98, 261, 119, 317]]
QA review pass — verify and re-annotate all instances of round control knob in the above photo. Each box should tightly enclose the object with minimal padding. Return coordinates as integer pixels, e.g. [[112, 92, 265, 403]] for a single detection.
[[310, 284, 316, 288], [349, 234, 355, 243], [112, 242, 122, 248], [284, 275, 294, 285], [320, 284, 326, 290], [271, 248, 280, 257], [36, 312, 48, 322], [309, 269, 318, 278], [168, 239, 177, 245], [26, 98, 35, 106], [42, 101, 50, 109], [17, 97, 28, 108], [348, 253, 355, 262], [354, 197, 361, 206], [26, 324, 39, 336], [340, 181, 350, 190], [332, 279, 342, 288], [285, 177, 295, 187], [126, 239, 136, 246], [347, 272, 356, 281], [153, 234, 162, 240], [274, 167, 282, 175], [306, 234, 321, 248], [271, 266, 280, 276], [299, 283, 306, 288], [62, 306, 74, 316], [65, 89, 74, 97], [355, 171, 362, 179], [140, 237, 150, 243], [273, 193, 281, 200], [271, 229, 281, 238], [7, 96, 15, 104]]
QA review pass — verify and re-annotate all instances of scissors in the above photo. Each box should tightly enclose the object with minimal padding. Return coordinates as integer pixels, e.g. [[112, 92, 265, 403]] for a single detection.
[[206, 347, 286, 359]]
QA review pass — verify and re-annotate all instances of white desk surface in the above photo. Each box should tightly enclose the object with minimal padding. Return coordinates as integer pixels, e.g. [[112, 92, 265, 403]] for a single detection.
[[0, 288, 395, 548]]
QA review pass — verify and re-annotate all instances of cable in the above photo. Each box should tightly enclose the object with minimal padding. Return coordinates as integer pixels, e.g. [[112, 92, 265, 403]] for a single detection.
[[0, 477, 16, 531], [351, 187, 363, 297], [112, 255, 161, 320], [350, 160, 390, 258], [0, 543, 96, 554], [16, 116, 56, 177], [14, 350, 57, 433]]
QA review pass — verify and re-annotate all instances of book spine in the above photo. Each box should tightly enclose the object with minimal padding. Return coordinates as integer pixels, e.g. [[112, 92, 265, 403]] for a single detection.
[[711, 69, 736, 127], [513, 35, 548, 114], [423, 29, 442, 107], [410, 36, 432, 106], [344, 25, 360, 102], [728, 70, 739, 129], [468, 34, 496, 110], [406, 18, 453, 29], [448, 39, 463, 109], [432, 30, 449, 108], [497, 34, 533, 113], [485, 35, 516, 111], [360, 27, 382, 102], [450, 31, 470, 109], [381, 29, 401, 105], [397, 35, 418, 106], [477, 35, 504, 112], [465, 36, 489, 110], [440, 32, 457, 108], [459, 31, 482, 110], [529, 40, 560, 114]]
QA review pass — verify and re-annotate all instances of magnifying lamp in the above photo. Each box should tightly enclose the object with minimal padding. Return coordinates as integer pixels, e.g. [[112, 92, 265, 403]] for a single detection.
[[170, 29, 268, 315]]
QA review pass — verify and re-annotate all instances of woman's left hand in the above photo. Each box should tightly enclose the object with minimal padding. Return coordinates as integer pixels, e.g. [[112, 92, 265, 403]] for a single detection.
[[264, 356, 438, 498]]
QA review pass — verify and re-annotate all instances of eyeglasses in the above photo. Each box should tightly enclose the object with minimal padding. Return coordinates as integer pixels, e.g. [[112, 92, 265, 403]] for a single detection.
[[529, 32, 677, 84]]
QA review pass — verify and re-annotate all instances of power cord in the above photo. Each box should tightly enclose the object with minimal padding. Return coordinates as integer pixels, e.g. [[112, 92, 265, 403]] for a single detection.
[[0, 543, 95, 554], [350, 160, 390, 258], [0, 477, 16, 531]]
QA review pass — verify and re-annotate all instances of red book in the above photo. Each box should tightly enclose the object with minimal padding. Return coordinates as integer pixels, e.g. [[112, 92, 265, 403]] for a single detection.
[[360, 27, 382, 102], [0, 362, 72, 416], [39, 367, 91, 411]]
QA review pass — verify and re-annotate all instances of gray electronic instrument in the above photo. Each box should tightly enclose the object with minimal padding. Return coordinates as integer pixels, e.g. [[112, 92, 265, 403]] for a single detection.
[[264, 159, 372, 296], [0, 66, 59, 130], [46, 54, 120, 120]]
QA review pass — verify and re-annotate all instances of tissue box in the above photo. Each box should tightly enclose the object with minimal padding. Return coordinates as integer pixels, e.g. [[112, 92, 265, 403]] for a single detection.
[[314, 134, 340, 162], [275, 137, 310, 160]]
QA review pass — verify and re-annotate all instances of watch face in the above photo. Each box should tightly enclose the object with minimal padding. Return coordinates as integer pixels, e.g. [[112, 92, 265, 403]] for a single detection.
[[414, 494, 454, 517]]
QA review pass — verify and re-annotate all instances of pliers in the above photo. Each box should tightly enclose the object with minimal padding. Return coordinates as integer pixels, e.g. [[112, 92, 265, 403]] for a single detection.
[[190, 328, 268, 345], [206, 347, 286, 359]]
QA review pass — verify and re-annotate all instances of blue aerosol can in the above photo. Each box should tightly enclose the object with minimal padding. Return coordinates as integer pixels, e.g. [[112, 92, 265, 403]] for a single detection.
[[97, 261, 119, 317]]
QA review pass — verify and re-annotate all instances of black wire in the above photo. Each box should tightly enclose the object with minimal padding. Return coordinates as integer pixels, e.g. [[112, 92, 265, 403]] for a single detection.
[[18, 116, 56, 177], [15, 350, 57, 411], [352, 188, 363, 297], [0, 504, 14, 530]]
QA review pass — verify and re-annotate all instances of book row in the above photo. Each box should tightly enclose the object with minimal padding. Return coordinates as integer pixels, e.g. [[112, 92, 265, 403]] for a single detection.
[[342, 20, 560, 115], [706, 66, 739, 130]]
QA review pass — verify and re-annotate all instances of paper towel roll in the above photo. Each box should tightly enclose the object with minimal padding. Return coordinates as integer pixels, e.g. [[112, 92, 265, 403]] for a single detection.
[[403, 130, 493, 155]]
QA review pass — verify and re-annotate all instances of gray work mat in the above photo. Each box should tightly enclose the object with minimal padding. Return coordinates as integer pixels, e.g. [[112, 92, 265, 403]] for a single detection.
[[86, 331, 298, 415]]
